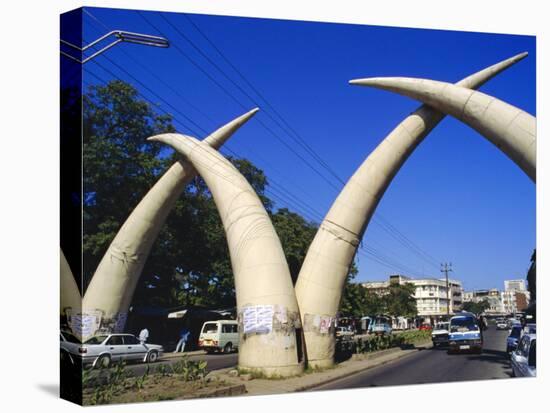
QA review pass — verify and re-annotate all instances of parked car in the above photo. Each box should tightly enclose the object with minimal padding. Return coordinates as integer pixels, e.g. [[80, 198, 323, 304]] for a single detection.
[[60, 330, 82, 352], [70, 333, 163, 368], [448, 314, 482, 354], [335, 326, 355, 338], [506, 325, 523, 354], [198, 320, 239, 353], [419, 323, 432, 331], [60, 331, 82, 367], [431, 322, 450, 347], [511, 334, 536, 377], [496, 319, 508, 330]]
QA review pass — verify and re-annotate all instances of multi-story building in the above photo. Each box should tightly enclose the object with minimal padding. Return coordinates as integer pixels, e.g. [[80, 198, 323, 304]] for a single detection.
[[504, 279, 527, 292], [462, 289, 503, 314], [361, 274, 463, 323], [463, 282, 531, 315]]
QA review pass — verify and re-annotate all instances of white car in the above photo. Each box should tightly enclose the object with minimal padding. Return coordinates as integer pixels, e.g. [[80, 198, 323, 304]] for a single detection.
[[431, 322, 450, 347], [496, 320, 508, 330], [336, 326, 355, 338], [60, 331, 82, 366], [60, 331, 82, 352], [511, 333, 536, 377], [73, 333, 164, 368]]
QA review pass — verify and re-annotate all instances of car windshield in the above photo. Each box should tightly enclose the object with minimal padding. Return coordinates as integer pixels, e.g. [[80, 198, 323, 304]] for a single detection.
[[509, 327, 522, 338], [450, 318, 478, 332], [435, 323, 449, 330], [202, 323, 218, 333], [84, 335, 108, 345], [61, 331, 81, 343]]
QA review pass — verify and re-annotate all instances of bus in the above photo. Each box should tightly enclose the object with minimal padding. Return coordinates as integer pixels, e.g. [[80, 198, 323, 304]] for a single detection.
[[448, 313, 482, 354]]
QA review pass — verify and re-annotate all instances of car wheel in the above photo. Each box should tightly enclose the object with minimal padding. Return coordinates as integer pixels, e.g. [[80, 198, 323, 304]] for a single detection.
[[147, 351, 159, 363], [224, 343, 233, 354], [96, 354, 111, 369]]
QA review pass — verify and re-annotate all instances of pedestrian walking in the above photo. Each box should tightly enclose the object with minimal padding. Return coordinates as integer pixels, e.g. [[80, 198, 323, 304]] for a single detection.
[[139, 327, 149, 344], [174, 327, 190, 353]]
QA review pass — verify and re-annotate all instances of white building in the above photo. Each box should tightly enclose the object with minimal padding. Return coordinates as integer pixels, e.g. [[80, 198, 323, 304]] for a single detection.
[[361, 274, 463, 323], [504, 279, 527, 292], [462, 289, 504, 314]]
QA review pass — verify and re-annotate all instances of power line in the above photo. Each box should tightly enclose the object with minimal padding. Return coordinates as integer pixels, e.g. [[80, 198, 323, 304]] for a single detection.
[[135, 10, 343, 193], [162, 11, 443, 270], [162, 12, 344, 187], [81, 11, 439, 277]]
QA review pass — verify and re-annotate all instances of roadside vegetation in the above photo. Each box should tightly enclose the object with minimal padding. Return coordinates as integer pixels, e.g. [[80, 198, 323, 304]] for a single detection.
[[355, 330, 432, 354], [82, 355, 231, 405]]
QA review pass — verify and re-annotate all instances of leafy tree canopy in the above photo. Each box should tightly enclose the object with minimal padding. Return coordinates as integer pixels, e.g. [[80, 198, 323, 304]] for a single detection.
[[82, 80, 343, 311]]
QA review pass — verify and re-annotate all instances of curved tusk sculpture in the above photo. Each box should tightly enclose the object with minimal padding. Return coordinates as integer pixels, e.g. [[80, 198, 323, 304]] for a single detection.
[[349, 76, 536, 182], [61, 248, 81, 316], [148, 133, 305, 377], [82, 108, 259, 337], [294, 52, 529, 368]]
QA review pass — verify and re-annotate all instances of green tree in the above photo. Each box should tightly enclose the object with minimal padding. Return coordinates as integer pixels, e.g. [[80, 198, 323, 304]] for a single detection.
[[82, 80, 175, 287], [271, 208, 318, 284], [383, 283, 417, 318], [462, 299, 490, 315], [82, 80, 321, 311], [363, 290, 386, 316], [339, 264, 368, 317]]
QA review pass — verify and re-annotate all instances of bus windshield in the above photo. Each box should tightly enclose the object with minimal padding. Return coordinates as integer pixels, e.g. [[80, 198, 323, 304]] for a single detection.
[[450, 318, 478, 333]]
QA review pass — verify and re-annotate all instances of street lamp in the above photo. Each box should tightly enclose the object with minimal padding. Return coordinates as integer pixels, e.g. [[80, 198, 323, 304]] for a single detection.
[[60, 30, 169, 64]]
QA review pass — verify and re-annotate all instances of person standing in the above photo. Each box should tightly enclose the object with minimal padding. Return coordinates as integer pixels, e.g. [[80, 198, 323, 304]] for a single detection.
[[139, 328, 149, 344], [174, 327, 190, 353]]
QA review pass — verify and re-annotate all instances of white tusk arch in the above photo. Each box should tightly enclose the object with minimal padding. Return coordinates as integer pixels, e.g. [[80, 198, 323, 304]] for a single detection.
[[60, 248, 81, 316], [82, 108, 258, 337], [349, 77, 535, 181], [148, 133, 305, 377], [295, 53, 529, 368]]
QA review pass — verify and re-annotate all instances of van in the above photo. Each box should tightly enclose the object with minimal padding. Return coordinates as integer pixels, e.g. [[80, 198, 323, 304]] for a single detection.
[[198, 320, 239, 353], [448, 313, 482, 354], [371, 315, 392, 336]]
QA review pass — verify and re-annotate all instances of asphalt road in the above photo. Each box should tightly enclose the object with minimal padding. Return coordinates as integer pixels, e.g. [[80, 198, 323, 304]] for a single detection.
[[312, 325, 513, 391], [89, 352, 238, 378]]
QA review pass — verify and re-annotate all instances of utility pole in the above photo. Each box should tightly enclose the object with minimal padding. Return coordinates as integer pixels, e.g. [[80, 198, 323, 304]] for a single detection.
[[441, 263, 453, 319]]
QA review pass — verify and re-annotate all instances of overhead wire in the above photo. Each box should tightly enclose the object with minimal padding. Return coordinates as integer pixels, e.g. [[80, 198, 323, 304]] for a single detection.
[[80, 9, 439, 277], [153, 10, 443, 270]]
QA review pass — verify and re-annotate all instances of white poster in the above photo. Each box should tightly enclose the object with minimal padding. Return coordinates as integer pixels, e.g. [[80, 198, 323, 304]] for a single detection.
[[242, 305, 274, 334], [69, 313, 100, 339]]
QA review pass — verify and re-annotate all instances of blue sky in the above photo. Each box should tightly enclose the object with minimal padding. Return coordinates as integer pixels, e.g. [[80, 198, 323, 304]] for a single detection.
[[79, 6, 536, 292]]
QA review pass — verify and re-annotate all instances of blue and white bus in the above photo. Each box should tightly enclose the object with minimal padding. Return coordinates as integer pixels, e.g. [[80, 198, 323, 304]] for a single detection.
[[448, 313, 482, 354]]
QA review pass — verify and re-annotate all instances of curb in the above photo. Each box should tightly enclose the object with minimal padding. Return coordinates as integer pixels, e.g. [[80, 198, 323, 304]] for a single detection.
[[161, 350, 206, 359], [293, 349, 417, 392], [197, 384, 247, 398], [294, 340, 433, 392]]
